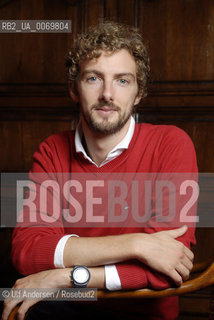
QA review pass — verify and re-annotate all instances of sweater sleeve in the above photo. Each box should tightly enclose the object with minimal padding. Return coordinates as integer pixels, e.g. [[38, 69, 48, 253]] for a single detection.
[[11, 132, 73, 275], [116, 228, 195, 290], [116, 126, 198, 290]]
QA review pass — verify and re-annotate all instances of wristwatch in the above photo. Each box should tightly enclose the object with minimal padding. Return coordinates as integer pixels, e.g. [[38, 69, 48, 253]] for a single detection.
[[70, 266, 90, 288]]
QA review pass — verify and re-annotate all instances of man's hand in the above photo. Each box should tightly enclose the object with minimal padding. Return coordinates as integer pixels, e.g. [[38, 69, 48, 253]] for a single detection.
[[2, 266, 105, 320], [1, 269, 69, 320], [133, 225, 194, 285]]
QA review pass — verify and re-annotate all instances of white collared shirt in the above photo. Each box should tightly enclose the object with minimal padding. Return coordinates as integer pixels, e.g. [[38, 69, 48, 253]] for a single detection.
[[75, 116, 135, 167], [54, 116, 136, 290]]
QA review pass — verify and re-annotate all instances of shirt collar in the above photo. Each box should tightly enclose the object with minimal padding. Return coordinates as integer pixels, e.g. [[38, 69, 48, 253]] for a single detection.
[[74, 116, 135, 167]]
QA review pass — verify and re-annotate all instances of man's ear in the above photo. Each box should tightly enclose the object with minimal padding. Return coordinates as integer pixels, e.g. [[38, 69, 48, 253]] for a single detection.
[[134, 91, 143, 106], [68, 81, 79, 102]]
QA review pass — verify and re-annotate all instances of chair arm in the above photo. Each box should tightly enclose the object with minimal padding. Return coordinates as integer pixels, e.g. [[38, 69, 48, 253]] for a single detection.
[[192, 258, 214, 273], [8, 304, 20, 320], [8, 262, 214, 319]]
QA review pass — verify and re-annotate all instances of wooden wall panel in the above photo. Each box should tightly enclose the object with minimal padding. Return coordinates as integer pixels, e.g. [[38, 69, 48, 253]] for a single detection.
[[0, 0, 213, 318], [0, 122, 23, 171], [139, 0, 214, 82], [0, 118, 73, 172], [117, 0, 138, 25], [0, 0, 77, 84], [87, 0, 104, 26], [104, 0, 118, 21]]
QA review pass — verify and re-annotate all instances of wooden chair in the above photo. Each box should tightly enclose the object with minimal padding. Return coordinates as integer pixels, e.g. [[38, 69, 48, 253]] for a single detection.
[[8, 259, 214, 320]]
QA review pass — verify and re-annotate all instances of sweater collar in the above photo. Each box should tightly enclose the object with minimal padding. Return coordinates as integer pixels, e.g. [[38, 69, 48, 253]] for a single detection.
[[74, 116, 135, 167]]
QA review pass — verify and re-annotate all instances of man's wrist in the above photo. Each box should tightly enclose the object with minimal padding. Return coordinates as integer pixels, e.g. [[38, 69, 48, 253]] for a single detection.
[[53, 268, 74, 288], [89, 267, 105, 289], [129, 233, 141, 260], [130, 233, 150, 262], [54, 266, 105, 289]]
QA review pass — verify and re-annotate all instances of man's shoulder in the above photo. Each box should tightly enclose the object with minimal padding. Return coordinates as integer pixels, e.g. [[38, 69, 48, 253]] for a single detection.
[[31, 131, 76, 171], [34, 130, 75, 159], [134, 123, 197, 171], [44, 130, 75, 144], [136, 122, 191, 142], [134, 123, 196, 157], [38, 130, 75, 152], [136, 122, 185, 133]]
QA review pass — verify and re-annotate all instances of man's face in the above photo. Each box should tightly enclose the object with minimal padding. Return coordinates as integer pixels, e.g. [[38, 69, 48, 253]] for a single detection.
[[75, 49, 142, 135]]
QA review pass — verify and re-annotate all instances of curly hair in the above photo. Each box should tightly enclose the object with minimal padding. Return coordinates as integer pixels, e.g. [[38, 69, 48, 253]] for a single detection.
[[66, 21, 150, 98]]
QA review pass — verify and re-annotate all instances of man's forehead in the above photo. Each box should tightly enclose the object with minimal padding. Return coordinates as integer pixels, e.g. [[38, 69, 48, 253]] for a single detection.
[[79, 49, 137, 75]]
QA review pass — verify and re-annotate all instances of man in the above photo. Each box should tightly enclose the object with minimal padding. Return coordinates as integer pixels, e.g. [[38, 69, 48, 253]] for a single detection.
[[2, 21, 197, 320]]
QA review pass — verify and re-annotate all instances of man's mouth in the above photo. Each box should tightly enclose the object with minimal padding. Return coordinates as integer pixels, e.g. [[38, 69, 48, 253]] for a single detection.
[[93, 103, 119, 115], [95, 107, 116, 115]]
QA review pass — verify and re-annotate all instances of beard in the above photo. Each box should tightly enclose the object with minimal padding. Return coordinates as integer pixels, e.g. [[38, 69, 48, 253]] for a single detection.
[[81, 101, 134, 135]]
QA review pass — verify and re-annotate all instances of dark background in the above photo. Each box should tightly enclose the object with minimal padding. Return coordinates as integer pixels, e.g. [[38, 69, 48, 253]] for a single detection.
[[0, 0, 214, 318]]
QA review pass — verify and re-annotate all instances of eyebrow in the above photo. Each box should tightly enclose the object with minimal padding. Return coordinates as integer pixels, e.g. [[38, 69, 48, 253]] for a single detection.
[[81, 70, 136, 80]]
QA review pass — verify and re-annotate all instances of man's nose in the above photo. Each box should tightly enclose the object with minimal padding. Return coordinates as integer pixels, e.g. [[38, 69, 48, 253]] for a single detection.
[[99, 81, 114, 102]]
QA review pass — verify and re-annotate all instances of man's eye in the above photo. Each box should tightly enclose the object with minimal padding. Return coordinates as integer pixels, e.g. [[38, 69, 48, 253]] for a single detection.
[[87, 76, 98, 82], [119, 79, 129, 85]]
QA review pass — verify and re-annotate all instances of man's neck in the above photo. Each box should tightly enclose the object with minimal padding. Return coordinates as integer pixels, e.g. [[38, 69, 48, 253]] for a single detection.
[[81, 118, 131, 166]]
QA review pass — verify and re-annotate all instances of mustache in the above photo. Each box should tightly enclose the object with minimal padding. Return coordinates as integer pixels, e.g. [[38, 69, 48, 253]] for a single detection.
[[92, 102, 120, 111]]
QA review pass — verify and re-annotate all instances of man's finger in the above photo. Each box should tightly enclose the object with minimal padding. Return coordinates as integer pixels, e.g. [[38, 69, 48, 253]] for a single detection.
[[2, 300, 20, 320], [175, 262, 190, 282], [184, 246, 194, 262], [181, 255, 194, 271], [165, 225, 188, 239], [168, 269, 183, 286], [17, 300, 39, 320]]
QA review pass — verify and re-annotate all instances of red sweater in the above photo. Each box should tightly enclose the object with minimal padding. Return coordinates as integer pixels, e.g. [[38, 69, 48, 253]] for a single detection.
[[12, 123, 198, 319]]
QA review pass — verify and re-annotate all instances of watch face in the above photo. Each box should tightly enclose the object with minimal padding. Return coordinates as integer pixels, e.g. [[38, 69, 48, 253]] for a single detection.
[[73, 266, 90, 285]]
